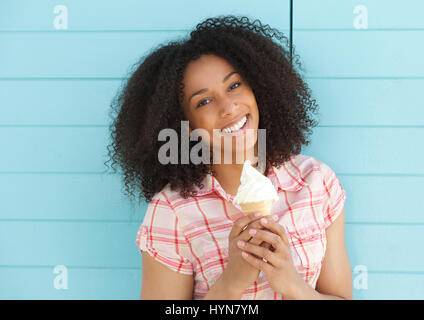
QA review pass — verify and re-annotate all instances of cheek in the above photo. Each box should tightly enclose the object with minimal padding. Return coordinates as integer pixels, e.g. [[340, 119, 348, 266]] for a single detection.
[[250, 106, 260, 126], [190, 118, 215, 146]]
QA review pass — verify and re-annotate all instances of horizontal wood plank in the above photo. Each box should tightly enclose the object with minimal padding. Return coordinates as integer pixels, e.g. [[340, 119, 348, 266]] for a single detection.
[[0, 0, 290, 31], [295, 0, 424, 29], [1, 266, 423, 299], [1, 78, 423, 126], [293, 31, 424, 77], [0, 223, 423, 273]]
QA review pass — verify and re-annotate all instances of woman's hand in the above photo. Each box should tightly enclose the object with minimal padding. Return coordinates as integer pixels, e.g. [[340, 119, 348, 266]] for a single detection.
[[223, 212, 277, 293], [236, 216, 308, 299]]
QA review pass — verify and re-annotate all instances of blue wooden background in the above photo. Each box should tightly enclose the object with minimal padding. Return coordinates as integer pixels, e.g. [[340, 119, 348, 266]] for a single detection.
[[0, 0, 423, 299]]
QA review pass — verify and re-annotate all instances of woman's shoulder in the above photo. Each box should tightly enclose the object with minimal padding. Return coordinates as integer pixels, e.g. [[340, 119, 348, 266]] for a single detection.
[[271, 153, 322, 186], [149, 182, 198, 211], [140, 186, 185, 232], [272, 153, 342, 198], [140, 184, 198, 241], [289, 153, 335, 182], [290, 153, 321, 171]]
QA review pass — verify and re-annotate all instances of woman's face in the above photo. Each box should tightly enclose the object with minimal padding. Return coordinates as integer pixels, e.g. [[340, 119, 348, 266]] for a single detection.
[[180, 54, 260, 164]]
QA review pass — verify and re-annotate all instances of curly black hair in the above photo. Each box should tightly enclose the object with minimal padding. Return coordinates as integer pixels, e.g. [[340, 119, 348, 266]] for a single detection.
[[104, 15, 320, 205]]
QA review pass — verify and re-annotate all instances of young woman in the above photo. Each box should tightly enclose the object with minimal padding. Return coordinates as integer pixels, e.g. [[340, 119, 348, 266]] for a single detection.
[[106, 15, 352, 300]]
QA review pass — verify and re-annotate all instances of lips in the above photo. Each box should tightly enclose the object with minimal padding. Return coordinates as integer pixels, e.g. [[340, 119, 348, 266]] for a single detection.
[[219, 114, 250, 136], [221, 114, 248, 131]]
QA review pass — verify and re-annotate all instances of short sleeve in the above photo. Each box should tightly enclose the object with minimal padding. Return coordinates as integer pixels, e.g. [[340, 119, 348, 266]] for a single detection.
[[318, 160, 347, 229], [136, 192, 194, 275]]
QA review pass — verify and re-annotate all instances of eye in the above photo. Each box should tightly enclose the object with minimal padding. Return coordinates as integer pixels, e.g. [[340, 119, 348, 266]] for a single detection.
[[195, 82, 242, 109], [197, 98, 211, 108], [229, 81, 242, 90]]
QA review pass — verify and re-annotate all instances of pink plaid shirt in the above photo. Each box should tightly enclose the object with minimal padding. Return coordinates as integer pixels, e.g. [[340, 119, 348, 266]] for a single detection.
[[136, 153, 346, 300]]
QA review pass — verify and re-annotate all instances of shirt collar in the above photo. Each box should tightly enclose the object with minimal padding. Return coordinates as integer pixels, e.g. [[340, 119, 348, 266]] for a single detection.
[[191, 155, 306, 198]]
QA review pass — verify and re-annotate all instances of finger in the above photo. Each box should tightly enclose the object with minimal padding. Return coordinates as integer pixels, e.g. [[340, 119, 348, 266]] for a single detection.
[[248, 228, 288, 256], [237, 239, 282, 267], [252, 229, 280, 249], [242, 243, 280, 273], [238, 214, 276, 243], [229, 211, 264, 240], [259, 216, 290, 248], [261, 241, 272, 251], [247, 213, 283, 246], [247, 224, 266, 245], [241, 250, 273, 274], [245, 214, 278, 245], [251, 235, 273, 251]]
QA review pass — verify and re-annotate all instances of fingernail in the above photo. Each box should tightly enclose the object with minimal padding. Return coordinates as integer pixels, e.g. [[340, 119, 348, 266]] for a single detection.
[[272, 214, 279, 221], [249, 229, 257, 236], [255, 212, 262, 217], [237, 240, 245, 247], [261, 218, 268, 224]]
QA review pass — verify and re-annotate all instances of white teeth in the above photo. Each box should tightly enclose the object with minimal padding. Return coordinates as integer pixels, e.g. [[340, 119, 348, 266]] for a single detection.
[[221, 116, 247, 133]]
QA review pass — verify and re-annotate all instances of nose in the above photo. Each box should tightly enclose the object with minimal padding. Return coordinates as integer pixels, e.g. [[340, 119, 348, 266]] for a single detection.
[[218, 96, 238, 118]]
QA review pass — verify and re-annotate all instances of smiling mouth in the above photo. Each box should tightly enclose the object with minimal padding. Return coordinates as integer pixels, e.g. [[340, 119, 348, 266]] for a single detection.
[[220, 114, 249, 134]]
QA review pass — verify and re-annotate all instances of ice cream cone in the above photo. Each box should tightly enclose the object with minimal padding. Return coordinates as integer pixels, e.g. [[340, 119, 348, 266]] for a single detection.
[[233, 160, 279, 216], [239, 199, 275, 216]]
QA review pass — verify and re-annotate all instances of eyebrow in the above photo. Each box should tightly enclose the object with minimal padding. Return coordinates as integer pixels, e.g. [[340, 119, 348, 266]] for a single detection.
[[187, 71, 238, 105]]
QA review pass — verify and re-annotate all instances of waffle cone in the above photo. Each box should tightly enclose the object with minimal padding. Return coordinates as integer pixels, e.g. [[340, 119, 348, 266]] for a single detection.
[[240, 199, 275, 216]]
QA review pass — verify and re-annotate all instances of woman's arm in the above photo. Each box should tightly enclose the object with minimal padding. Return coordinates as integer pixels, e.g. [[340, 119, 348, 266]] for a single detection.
[[140, 251, 246, 300], [291, 207, 353, 300], [140, 252, 194, 300], [202, 269, 247, 300]]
